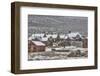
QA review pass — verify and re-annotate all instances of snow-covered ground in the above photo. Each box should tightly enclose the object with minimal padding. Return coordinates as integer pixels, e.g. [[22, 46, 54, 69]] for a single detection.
[[45, 46, 87, 52], [28, 46, 88, 60]]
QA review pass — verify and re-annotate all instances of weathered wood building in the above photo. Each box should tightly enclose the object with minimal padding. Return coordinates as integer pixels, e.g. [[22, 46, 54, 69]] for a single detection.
[[82, 38, 88, 48], [28, 40, 46, 52]]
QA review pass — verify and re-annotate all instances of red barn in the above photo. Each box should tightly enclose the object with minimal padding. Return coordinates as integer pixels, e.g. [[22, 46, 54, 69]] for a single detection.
[[28, 40, 46, 52]]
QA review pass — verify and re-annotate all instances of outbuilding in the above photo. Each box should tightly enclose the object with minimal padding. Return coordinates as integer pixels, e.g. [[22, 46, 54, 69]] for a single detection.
[[28, 40, 46, 52]]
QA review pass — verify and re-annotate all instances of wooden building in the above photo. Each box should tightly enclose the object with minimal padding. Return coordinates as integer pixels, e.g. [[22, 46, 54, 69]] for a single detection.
[[28, 40, 46, 52], [82, 38, 88, 48]]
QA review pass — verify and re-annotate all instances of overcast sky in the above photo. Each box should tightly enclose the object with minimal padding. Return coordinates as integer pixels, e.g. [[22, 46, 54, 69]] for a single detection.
[[28, 15, 88, 36]]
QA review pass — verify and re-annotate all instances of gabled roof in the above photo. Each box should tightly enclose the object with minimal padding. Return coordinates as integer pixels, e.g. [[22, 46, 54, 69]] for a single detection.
[[29, 32, 83, 41], [67, 32, 82, 39], [32, 41, 45, 46]]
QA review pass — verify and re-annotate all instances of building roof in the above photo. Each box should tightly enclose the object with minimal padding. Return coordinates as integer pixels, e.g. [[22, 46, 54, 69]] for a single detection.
[[32, 33, 44, 37], [32, 41, 45, 46], [41, 37, 48, 41], [67, 32, 82, 39], [29, 32, 83, 41], [60, 34, 66, 39], [28, 36, 32, 40]]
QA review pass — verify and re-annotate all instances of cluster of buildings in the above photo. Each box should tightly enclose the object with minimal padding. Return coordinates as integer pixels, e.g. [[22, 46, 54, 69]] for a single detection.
[[28, 32, 88, 53]]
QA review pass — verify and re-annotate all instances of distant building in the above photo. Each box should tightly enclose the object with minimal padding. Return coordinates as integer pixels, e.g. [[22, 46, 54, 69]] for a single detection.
[[82, 38, 88, 48], [30, 32, 83, 41], [28, 40, 46, 52], [28, 32, 87, 48], [67, 32, 83, 41]]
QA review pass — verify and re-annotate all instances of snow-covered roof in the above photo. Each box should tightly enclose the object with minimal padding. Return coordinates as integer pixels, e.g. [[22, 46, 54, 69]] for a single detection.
[[32, 33, 44, 37], [64, 36, 68, 39], [32, 41, 45, 46], [28, 36, 32, 40], [51, 34, 57, 38], [60, 34, 66, 39], [67, 32, 82, 39], [29, 32, 83, 40], [41, 37, 48, 41]]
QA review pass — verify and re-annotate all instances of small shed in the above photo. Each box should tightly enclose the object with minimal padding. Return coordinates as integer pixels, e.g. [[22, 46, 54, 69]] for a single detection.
[[28, 40, 46, 52]]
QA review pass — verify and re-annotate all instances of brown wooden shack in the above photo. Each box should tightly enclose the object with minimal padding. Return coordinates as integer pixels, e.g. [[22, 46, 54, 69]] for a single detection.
[[28, 40, 46, 52]]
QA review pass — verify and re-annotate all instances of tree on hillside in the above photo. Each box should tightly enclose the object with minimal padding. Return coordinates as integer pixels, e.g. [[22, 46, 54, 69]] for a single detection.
[[48, 36, 53, 47]]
